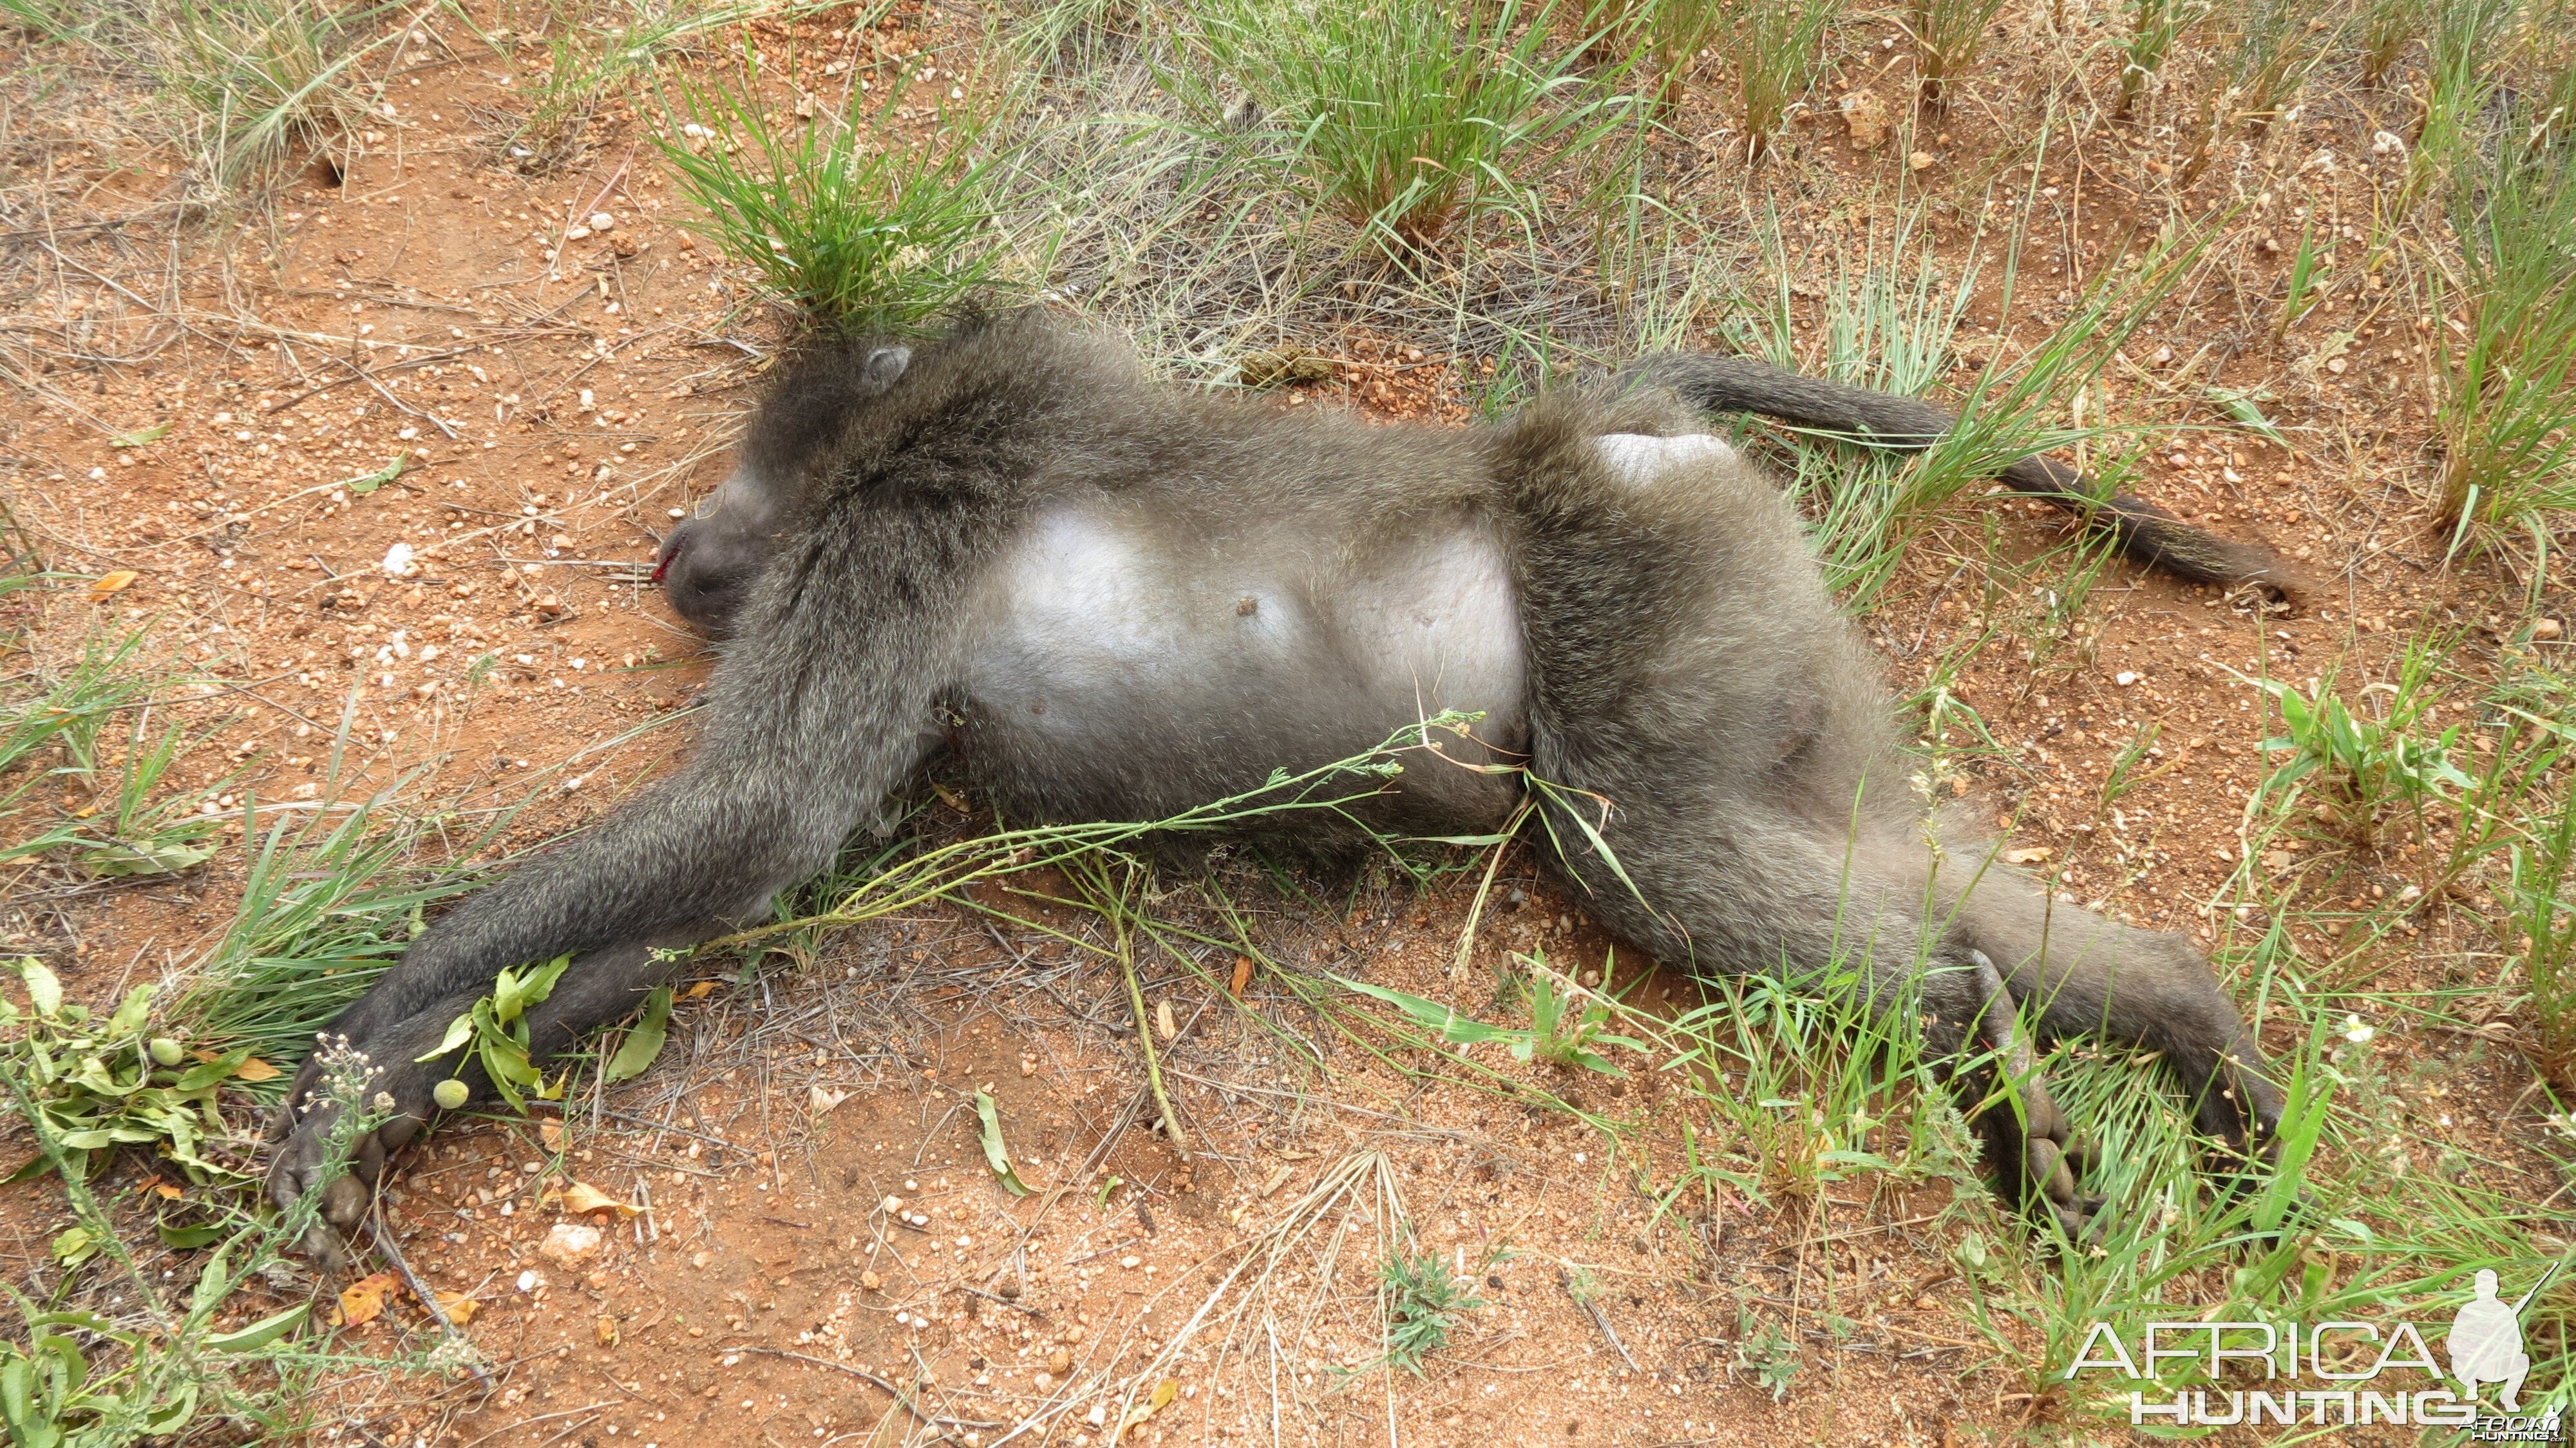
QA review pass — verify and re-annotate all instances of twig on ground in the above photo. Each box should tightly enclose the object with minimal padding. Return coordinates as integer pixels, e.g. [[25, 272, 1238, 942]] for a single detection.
[[736, 1348, 1001, 1430], [1558, 1263, 1639, 1372], [1112, 897, 1188, 1157]]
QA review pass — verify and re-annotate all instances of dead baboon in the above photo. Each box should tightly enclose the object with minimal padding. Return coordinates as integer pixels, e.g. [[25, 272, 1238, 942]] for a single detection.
[[271, 311, 2286, 1244]]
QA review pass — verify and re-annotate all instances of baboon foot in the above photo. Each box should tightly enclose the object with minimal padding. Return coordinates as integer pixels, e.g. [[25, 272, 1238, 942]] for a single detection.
[[1960, 951, 2106, 1240]]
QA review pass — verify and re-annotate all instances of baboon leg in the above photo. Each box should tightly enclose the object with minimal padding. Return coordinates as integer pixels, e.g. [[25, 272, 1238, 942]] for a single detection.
[[1502, 420, 2274, 1228], [1528, 800, 2106, 1234], [261, 768, 855, 1230]]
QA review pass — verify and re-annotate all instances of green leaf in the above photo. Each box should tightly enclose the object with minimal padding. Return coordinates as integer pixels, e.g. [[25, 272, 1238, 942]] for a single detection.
[[156, 1222, 225, 1249], [191, 1243, 232, 1313], [110, 422, 171, 449], [491, 954, 571, 1027], [78, 837, 217, 877], [205, 1304, 307, 1353], [1330, 976, 1522, 1047], [50, 1227, 96, 1268], [482, 1038, 540, 1087], [339, 451, 411, 495], [105, 984, 154, 1040], [143, 1379, 198, 1432], [173, 1047, 252, 1092], [18, 959, 62, 1016], [973, 1089, 1032, 1196], [413, 1012, 477, 1064], [2206, 386, 2288, 445], [603, 986, 673, 1083]]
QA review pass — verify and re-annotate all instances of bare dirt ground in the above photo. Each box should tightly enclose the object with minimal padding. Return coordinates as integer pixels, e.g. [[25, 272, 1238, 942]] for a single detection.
[[2, 3, 2571, 1446]]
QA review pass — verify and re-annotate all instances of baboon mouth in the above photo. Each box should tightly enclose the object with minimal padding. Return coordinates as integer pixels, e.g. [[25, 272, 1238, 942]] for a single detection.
[[651, 536, 681, 584]]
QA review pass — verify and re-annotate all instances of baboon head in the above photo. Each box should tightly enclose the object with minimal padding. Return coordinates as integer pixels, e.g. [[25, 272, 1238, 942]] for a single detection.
[[654, 341, 913, 634]]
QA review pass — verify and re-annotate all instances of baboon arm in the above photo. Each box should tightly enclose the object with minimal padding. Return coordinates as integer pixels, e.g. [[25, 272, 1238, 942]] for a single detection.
[[1616, 352, 2297, 597], [270, 511, 975, 1226]]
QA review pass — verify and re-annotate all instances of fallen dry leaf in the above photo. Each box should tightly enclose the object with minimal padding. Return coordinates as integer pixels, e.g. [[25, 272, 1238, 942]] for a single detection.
[[556, 1181, 639, 1217], [231, 1057, 282, 1082], [89, 569, 138, 601], [338, 1272, 401, 1327], [1112, 1379, 1182, 1442], [2002, 846, 2054, 864], [809, 1084, 851, 1114], [539, 1119, 567, 1151], [596, 1315, 620, 1346], [682, 980, 715, 1000], [1154, 999, 1177, 1041], [1229, 955, 1253, 997], [437, 1293, 480, 1325]]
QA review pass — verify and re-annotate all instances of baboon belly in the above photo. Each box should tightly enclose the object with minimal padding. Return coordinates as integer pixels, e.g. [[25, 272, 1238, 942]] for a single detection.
[[953, 499, 1526, 826]]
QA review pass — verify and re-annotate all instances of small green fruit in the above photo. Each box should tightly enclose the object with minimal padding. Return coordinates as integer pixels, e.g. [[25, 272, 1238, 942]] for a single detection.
[[433, 1078, 470, 1110], [148, 1038, 185, 1067]]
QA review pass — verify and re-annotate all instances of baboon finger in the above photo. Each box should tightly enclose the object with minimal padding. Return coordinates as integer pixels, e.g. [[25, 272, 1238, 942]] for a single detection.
[[265, 1057, 327, 1140], [321, 1170, 370, 1231], [303, 1222, 349, 1275], [2025, 1136, 2077, 1209], [2065, 1136, 2101, 1177]]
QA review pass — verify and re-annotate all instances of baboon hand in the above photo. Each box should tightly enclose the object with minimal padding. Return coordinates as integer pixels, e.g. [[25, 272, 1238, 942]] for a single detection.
[[262, 1025, 442, 1263]]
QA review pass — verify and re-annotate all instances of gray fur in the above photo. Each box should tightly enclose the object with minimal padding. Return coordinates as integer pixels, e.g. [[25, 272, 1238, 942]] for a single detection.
[[270, 312, 2282, 1242]]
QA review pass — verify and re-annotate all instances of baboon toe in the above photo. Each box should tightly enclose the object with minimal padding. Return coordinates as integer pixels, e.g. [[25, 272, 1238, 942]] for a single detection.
[[2023, 1130, 2104, 1239]]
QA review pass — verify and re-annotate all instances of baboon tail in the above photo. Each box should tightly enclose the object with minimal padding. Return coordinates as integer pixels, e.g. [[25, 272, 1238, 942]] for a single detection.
[[1616, 352, 2297, 599]]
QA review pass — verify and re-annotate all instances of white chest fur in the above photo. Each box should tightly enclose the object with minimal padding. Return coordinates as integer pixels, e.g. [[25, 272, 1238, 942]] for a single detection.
[[955, 433, 1730, 778]]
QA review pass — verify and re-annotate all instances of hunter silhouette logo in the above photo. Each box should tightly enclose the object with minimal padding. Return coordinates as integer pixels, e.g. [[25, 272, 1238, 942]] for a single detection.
[[2451, 1264, 2555, 1412]]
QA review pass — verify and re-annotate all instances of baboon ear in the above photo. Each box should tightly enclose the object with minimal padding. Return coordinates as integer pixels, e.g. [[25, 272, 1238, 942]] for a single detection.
[[863, 346, 911, 387]]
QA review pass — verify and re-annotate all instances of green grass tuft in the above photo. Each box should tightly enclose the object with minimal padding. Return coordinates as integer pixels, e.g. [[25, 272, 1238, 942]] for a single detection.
[[2434, 66, 2576, 560], [1185, 0, 1639, 252], [657, 50, 1006, 332], [1374, 1246, 1484, 1374]]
